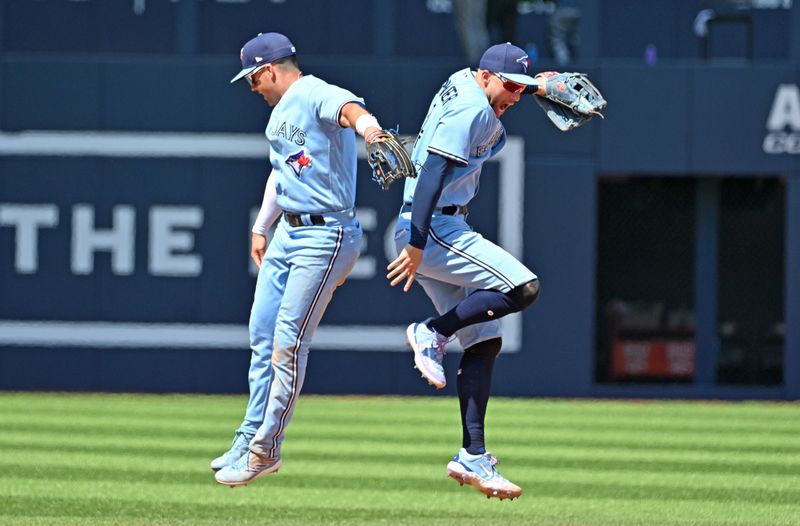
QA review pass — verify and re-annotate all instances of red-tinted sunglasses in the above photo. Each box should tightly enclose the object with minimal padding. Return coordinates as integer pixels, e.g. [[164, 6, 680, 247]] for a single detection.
[[245, 65, 269, 87], [491, 72, 526, 94]]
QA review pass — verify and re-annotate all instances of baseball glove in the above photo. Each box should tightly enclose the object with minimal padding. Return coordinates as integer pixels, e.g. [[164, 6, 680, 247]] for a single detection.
[[534, 72, 607, 132], [365, 130, 416, 190]]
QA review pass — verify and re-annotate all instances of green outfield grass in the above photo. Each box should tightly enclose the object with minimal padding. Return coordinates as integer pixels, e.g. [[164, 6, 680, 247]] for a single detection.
[[0, 393, 798, 526]]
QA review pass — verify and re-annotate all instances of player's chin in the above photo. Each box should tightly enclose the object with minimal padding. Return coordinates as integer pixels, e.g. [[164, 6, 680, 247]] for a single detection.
[[495, 103, 514, 117]]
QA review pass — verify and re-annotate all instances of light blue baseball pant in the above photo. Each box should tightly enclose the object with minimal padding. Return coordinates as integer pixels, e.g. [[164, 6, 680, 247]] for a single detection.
[[395, 211, 536, 349], [238, 212, 361, 458]]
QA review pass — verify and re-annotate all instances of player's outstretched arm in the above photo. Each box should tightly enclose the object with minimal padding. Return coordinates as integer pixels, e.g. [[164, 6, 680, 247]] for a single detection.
[[339, 102, 380, 138], [340, 102, 415, 190]]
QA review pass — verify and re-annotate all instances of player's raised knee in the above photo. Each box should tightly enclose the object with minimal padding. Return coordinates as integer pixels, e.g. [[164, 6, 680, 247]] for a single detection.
[[507, 279, 540, 310]]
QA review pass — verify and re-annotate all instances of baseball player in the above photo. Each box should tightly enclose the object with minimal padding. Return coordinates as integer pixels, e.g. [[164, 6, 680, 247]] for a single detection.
[[387, 43, 544, 500], [212, 32, 394, 487]]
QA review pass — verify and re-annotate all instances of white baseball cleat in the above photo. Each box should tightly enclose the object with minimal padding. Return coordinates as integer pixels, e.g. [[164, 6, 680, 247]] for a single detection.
[[406, 319, 449, 389], [215, 451, 282, 487], [210, 430, 254, 472], [447, 449, 522, 500]]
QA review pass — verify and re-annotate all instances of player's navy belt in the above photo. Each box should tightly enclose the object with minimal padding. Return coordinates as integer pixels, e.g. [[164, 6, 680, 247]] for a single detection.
[[283, 209, 355, 228], [401, 203, 468, 216]]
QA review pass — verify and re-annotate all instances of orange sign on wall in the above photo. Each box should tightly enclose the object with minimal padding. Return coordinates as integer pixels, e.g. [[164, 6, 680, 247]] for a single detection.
[[611, 340, 695, 379]]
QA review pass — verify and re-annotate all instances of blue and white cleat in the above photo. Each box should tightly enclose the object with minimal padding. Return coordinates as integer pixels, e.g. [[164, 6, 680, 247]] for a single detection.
[[447, 449, 522, 500], [406, 318, 449, 389], [210, 430, 254, 472], [214, 450, 282, 487]]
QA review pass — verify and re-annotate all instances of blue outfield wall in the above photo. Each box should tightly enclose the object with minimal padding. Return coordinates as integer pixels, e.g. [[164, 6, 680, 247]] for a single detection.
[[0, 55, 798, 398]]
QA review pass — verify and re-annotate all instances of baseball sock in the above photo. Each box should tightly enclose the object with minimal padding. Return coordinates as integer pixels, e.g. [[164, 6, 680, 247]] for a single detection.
[[458, 338, 501, 455], [428, 289, 518, 338]]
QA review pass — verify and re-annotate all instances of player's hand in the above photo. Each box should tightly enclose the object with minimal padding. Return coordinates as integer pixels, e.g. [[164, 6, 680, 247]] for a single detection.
[[387, 245, 423, 292], [251, 233, 267, 269], [532, 73, 547, 96]]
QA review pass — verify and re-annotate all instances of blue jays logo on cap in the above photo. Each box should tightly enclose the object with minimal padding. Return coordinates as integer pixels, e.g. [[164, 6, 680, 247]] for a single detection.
[[285, 150, 312, 177], [231, 32, 297, 84], [479, 42, 537, 86]]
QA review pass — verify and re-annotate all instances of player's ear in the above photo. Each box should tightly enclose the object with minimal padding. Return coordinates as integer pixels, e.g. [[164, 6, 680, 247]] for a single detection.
[[261, 64, 276, 82]]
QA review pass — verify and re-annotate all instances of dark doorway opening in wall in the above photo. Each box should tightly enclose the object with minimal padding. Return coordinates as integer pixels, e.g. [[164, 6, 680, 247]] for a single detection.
[[595, 176, 785, 386]]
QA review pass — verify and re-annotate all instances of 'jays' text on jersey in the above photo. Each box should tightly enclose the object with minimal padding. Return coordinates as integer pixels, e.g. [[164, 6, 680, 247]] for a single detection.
[[266, 75, 364, 213], [402, 68, 507, 206]]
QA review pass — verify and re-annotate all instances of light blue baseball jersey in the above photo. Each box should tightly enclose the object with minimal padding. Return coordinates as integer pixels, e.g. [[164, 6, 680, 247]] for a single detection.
[[402, 68, 507, 206], [394, 68, 536, 350], [239, 74, 365, 457], [266, 75, 364, 213]]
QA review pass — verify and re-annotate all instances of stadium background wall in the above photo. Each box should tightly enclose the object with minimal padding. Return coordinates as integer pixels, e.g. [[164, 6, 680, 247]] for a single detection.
[[0, 0, 798, 399]]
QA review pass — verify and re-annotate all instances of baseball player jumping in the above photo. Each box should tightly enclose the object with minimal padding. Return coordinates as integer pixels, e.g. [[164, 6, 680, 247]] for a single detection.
[[387, 43, 546, 500], [212, 32, 401, 487]]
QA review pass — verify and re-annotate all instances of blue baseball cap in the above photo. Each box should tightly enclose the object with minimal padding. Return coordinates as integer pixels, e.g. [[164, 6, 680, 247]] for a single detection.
[[230, 32, 297, 84], [478, 43, 537, 86]]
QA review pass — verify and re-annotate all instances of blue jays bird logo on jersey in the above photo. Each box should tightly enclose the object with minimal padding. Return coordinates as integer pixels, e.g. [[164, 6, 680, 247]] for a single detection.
[[285, 150, 312, 177]]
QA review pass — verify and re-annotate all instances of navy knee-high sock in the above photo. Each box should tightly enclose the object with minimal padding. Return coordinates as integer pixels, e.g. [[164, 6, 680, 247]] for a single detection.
[[428, 289, 518, 338], [457, 338, 501, 455]]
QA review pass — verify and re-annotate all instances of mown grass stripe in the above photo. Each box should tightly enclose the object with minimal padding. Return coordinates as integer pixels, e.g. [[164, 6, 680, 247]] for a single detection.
[[2, 394, 796, 417], [4, 420, 799, 459], [1, 492, 799, 526], [3, 431, 800, 458], [4, 430, 799, 467], [5, 428, 798, 465], [5, 409, 800, 439], [0, 402, 800, 432], [4, 462, 798, 501], [2, 448, 799, 479], [3, 468, 798, 506]]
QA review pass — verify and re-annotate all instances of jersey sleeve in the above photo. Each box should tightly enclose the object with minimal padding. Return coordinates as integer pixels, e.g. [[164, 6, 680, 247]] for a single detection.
[[426, 103, 487, 166], [313, 83, 365, 126]]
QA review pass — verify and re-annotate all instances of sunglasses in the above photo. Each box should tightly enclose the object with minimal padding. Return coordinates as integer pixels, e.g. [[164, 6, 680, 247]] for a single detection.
[[491, 72, 526, 94], [245, 65, 269, 87]]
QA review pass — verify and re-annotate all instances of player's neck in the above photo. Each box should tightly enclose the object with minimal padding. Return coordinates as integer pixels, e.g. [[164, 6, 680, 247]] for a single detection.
[[276, 70, 303, 96]]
